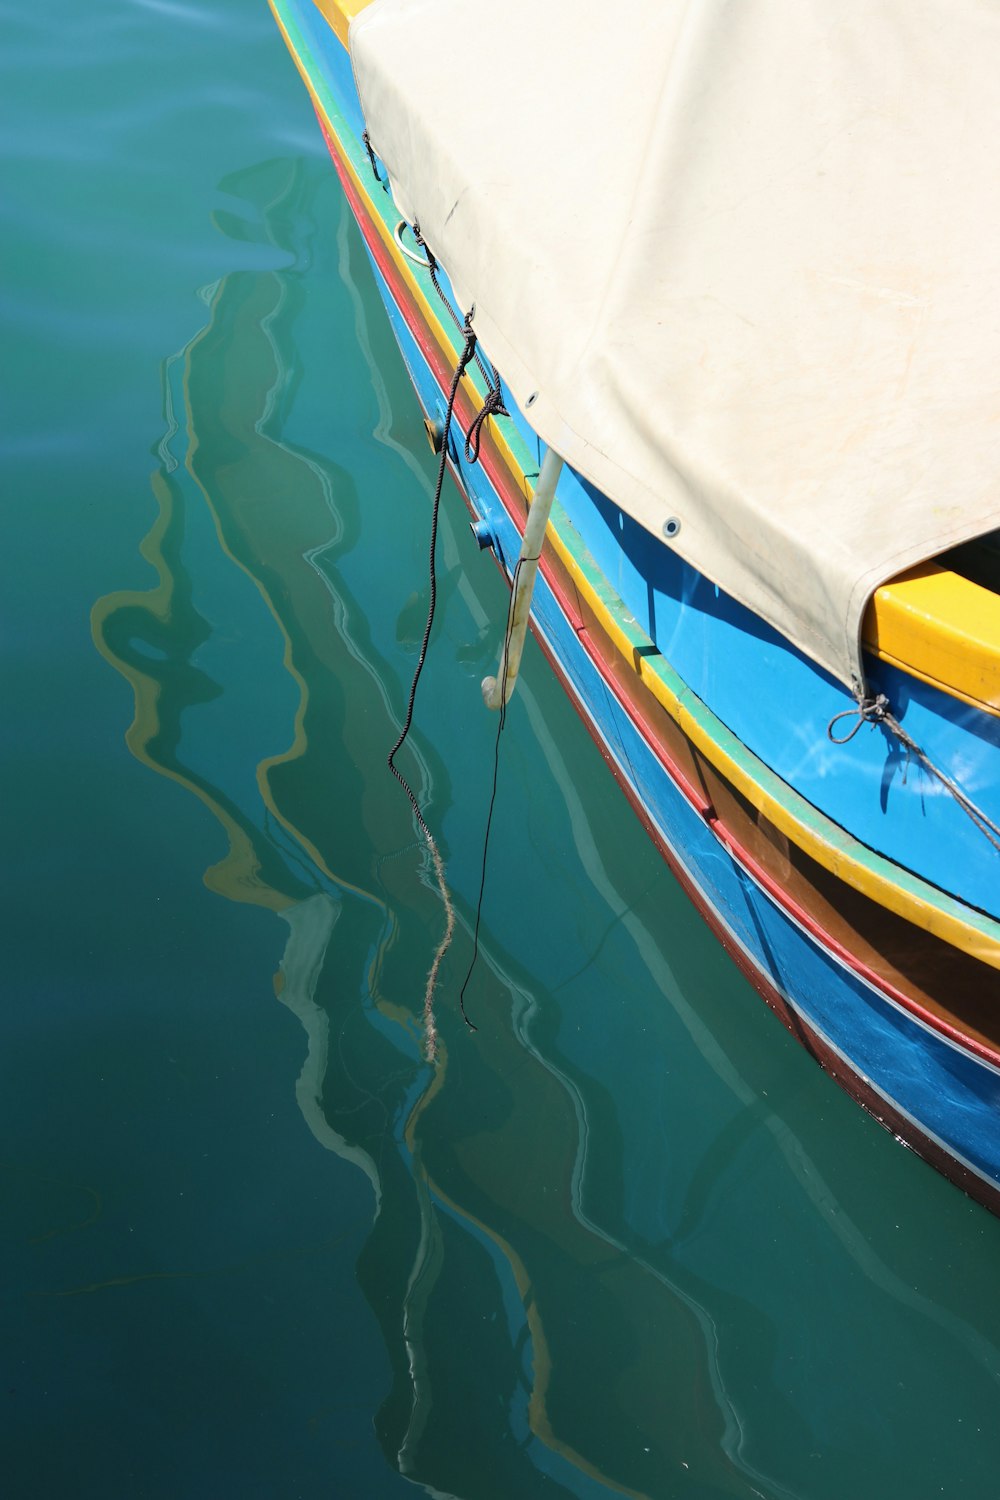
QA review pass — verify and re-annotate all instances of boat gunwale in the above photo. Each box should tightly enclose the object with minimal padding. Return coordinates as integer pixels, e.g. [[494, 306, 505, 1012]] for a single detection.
[[269, 0, 1000, 1002]]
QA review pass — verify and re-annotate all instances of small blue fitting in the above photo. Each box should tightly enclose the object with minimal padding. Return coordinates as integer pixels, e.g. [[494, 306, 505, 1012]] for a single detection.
[[470, 519, 496, 552]]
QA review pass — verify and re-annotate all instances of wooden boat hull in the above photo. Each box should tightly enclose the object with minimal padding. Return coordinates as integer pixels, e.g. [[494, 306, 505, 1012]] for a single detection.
[[271, 0, 1000, 1215]]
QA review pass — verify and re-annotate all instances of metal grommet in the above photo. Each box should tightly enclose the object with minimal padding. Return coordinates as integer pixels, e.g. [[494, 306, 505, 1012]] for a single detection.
[[393, 220, 433, 267], [662, 517, 681, 539], [525, 391, 539, 408]]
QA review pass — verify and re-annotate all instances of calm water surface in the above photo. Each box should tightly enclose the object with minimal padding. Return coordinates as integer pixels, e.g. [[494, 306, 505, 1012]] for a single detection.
[[4, 3, 1000, 1496]]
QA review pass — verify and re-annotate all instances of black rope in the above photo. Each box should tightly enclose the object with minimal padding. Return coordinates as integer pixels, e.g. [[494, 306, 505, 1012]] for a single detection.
[[361, 131, 382, 186], [385, 314, 485, 1063], [457, 552, 540, 1029], [412, 222, 508, 433], [387, 222, 510, 839], [464, 385, 508, 464], [385, 218, 515, 1042], [828, 692, 1000, 854], [387, 314, 479, 833]]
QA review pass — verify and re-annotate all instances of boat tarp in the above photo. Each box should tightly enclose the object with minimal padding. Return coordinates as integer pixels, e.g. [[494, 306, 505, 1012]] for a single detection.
[[351, 0, 1000, 689]]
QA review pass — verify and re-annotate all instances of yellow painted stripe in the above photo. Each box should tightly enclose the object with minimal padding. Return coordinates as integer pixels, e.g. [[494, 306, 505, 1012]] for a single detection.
[[273, 4, 1000, 971], [311, 0, 374, 50], [555, 542, 1000, 968], [865, 564, 1000, 718]]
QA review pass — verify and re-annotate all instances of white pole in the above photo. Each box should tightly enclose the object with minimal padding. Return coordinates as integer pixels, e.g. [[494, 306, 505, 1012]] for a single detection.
[[482, 447, 564, 710]]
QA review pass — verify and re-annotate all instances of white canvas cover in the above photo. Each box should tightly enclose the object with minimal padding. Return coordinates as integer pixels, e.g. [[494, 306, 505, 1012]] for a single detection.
[[351, 0, 1000, 688]]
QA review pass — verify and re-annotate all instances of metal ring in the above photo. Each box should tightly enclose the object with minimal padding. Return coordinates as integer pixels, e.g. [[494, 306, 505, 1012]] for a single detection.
[[393, 220, 432, 267]]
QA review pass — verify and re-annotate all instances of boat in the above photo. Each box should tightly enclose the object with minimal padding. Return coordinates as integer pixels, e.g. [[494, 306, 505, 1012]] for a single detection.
[[270, 0, 1000, 1214]]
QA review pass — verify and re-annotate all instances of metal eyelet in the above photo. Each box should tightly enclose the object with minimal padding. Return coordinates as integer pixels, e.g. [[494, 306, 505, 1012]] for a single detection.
[[393, 220, 433, 267]]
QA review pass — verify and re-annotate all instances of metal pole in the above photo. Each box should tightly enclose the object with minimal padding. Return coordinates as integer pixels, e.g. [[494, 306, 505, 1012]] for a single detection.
[[482, 447, 564, 710]]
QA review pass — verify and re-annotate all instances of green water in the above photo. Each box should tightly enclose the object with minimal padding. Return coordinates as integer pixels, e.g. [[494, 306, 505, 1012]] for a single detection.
[[4, 2, 1000, 1495]]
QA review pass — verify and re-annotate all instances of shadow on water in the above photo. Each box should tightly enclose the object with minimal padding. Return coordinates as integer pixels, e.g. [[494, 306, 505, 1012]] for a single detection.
[[92, 156, 1000, 1500]]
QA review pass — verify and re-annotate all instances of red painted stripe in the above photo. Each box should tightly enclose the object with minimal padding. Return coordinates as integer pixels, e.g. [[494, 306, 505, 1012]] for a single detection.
[[320, 112, 1000, 1078], [533, 563, 1000, 1072]]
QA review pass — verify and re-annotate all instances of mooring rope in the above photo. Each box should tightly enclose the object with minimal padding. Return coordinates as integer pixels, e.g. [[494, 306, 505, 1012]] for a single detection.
[[387, 316, 479, 1062], [361, 131, 383, 187], [827, 691, 1000, 854], [456, 552, 539, 1029], [385, 233, 515, 1058], [412, 223, 508, 431]]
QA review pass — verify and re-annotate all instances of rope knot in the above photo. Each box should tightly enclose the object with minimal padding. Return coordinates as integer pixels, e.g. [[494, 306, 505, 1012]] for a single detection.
[[361, 131, 383, 186], [456, 315, 478, 378], [827, 692, 890, 744], [827, 689, 1000, 854], [464, 382, 508, 462]]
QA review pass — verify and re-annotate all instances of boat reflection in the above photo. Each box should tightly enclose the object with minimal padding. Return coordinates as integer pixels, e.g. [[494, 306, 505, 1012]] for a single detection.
[[91, 153, 1000, 1500]]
